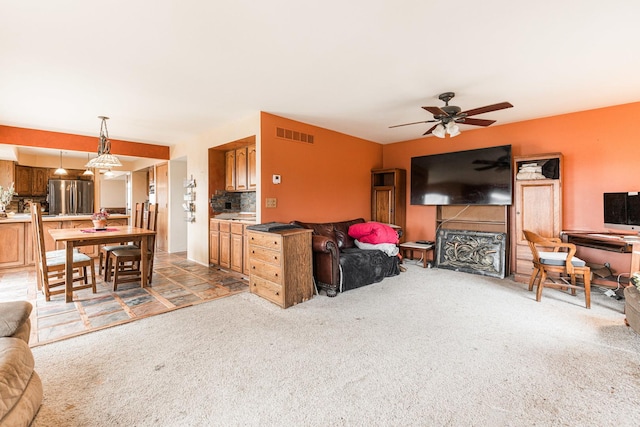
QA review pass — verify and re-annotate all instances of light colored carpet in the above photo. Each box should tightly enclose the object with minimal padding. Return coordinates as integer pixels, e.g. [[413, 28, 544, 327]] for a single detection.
[[31, 264, 640, 426]]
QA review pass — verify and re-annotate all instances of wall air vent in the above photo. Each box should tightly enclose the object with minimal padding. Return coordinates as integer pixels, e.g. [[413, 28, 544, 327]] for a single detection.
[[275, 127, 314, 144]]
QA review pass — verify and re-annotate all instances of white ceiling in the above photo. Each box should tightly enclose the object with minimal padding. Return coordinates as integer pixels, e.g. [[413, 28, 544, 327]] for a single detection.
[[1, 0, 639, 148]]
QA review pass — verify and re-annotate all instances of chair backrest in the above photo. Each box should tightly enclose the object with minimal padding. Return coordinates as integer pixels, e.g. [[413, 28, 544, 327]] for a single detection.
[[523, 229, 578, 274], [146, 203, 159, 232], [29, 203, 49, 282], [133, 202, 145, 228]]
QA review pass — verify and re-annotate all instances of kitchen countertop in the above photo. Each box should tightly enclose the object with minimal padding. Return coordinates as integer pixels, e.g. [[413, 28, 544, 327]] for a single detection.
[[0, 214, 130, 224], [211, 213, 256, 224]]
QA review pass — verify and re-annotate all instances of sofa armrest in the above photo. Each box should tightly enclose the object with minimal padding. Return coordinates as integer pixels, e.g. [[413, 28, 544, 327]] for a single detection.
[[312, 235, 337, 254]]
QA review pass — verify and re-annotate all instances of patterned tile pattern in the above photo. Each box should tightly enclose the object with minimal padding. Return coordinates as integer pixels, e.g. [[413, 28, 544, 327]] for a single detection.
[[0, 252, 248, 346]]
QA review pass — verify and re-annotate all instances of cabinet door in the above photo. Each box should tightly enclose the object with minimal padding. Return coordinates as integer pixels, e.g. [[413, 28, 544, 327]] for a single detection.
[[209, 230, 220, 265], [0, 223, 25, 268], [372, 187, 394, 224], [230, 232, 243, 272], [0, 160, 15, 189], [235, 147, 248, 191], [247, 145, 257, 190], [225, 151, 236, 191], [243, 225, 251, 275], [32, 168, 49, 196], [15, 166, 32, 195], [219, 231, 231, 268]]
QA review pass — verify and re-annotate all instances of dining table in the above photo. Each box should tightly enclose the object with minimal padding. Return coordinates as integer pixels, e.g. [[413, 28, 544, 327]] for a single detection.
[[48, 225, 157, 303]]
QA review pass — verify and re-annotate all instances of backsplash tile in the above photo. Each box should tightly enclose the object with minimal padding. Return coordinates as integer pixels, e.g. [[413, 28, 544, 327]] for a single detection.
[[210, 191, 255, 213]]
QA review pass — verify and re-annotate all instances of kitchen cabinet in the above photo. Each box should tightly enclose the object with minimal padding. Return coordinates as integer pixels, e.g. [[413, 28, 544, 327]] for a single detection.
[[14, 165, 50, 196], [0, 222, 26, 269], [225, 151, 236, 191], [15, 166, 31, 195], [0, 161, 15, 189], [209, 220, 220, 265], [219, 221, 231, 268], [210, 218, 252, 274], [248, 144, 257, 190], [0, 215, 130, 270], [224, 145, 256, 192], [230, 222, 244, 272]]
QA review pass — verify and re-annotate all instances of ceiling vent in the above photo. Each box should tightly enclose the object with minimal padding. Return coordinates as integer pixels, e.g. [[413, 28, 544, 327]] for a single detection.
[[276, 127, 314, 144]]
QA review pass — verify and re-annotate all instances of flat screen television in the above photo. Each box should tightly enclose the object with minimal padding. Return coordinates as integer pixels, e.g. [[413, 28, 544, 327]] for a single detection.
[[411, 145, 513, 206], [604, 192, 640, 232]]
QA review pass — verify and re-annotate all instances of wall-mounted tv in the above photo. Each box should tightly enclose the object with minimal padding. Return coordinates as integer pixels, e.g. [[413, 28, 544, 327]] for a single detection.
[[411, 145, 513, 206], [604, 192, 640, 232]]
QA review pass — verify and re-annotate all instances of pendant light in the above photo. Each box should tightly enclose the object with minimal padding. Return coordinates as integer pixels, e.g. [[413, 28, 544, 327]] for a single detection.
[[54, 151, 68, 175], [83, 153, 94, 176], [85, 116, 122, 169]]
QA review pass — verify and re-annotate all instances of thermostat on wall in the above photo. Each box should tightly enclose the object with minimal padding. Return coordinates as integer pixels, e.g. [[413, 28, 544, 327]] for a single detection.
[[272, 174, 281, 184]]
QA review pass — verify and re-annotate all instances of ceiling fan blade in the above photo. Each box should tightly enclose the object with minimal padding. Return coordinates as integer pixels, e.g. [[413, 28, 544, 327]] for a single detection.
[[389, 119, 437, 128], [422, 106, 447, 116], [462, 102, 513, 117], [423, 124, 438, 136], [460, 118, 496, 127]]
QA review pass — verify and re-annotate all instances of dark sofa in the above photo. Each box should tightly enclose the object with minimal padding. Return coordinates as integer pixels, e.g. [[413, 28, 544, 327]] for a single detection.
[[291, 218, 400, 296]]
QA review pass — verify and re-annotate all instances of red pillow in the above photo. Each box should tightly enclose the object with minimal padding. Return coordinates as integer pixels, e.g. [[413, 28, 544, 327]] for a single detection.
[[348, 222, 399, 245]]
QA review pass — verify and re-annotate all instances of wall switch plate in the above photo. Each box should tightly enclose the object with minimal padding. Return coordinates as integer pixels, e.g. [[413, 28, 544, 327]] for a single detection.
[[265, 198, 277, 208]]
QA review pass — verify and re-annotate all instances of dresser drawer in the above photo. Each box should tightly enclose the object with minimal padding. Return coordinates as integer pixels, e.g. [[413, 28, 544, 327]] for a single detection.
[[250, 275, 284, 306], [219, 221, 231, 232], [247, 232, 282, 251], [231, 222, 244, 234], [250, 259, 283, 285], [248, 245, 282, 266]]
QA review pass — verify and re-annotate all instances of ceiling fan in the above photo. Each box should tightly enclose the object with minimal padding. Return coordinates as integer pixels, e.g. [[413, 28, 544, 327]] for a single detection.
[[389, 92, 513, 137]]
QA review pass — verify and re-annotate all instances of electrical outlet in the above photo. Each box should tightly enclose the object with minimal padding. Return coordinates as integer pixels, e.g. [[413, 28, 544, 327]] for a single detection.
[[605, 289, 616, 297], [265, 198, 277, 208]]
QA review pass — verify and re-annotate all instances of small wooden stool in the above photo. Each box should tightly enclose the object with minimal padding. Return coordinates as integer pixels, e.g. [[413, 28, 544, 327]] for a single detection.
[[399, 242, 434, 268]]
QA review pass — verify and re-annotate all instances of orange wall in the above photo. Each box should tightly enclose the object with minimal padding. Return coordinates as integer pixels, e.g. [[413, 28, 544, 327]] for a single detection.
[[382, 101, 640, 272], [0, 125, 170, 160], [260, 112, 383, 223]]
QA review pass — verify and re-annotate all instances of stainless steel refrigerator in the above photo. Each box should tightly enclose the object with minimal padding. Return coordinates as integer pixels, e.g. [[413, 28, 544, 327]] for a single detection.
[[47, 179, 94, 215]]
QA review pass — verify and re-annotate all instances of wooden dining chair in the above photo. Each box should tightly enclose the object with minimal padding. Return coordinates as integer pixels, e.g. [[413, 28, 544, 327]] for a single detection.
[[107, 203, 158, 290], [99, 202, 145, 279], [523, 229, 591, 309], [30, 203, 96, 301]]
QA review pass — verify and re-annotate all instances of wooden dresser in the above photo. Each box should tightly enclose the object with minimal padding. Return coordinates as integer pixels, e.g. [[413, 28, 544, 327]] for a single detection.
[[247, 228, 313, 308]]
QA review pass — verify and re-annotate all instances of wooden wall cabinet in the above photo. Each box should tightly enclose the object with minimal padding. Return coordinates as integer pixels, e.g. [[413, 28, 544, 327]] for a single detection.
[[14, 165, 50, 196], [247, 144, 257, 190], [15, 165, 32, 195], [224, 145, 257, 192], [371, 168, 406, 235], [512, 153, 563, 282], [248, 228, 313, 308], [0, 160, 15, 189]]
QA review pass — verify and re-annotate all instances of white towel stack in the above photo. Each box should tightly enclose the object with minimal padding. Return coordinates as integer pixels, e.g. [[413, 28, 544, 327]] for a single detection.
[[516, 162, 546, 180]]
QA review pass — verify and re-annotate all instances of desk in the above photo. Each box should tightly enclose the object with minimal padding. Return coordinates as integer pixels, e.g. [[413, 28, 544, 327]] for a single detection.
[[49, 226, 156, 302], [398, 242, 434, 268]]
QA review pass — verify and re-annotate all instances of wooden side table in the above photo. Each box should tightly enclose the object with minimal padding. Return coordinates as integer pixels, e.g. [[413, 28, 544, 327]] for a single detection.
[[399, 242, 434, 268]]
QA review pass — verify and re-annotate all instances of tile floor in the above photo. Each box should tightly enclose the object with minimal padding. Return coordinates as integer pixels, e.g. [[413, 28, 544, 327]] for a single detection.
[[0, 252, 248, 346]]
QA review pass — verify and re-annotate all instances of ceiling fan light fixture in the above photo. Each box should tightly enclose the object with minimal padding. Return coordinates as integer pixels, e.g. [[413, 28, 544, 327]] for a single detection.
[[447, 122, 461, 137], [432, 124, 446, 138], [85, 116, 122, 169]]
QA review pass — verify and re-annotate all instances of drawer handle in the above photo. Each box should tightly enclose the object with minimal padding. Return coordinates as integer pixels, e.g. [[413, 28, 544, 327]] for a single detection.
[[275, 292, 279, 296], [274, 273, 278, 277], [252, 266, 256, 270]]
